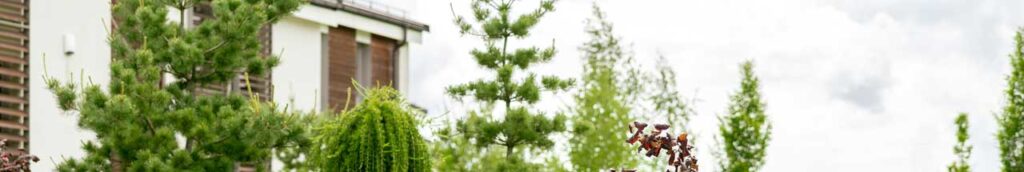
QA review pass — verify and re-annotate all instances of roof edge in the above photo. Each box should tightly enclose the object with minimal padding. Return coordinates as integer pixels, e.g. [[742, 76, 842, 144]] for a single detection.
[[309, 0, 430, 32]]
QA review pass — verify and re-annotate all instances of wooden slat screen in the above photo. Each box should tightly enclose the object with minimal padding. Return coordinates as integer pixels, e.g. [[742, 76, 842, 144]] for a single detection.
[[0, 0, 28, 152]]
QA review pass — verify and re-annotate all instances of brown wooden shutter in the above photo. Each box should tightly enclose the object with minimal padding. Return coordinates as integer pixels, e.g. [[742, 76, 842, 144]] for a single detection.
[[325, 28, 400, 111], [326, 26, 357, 111], [370, 35, 395, 87], [0, 0, 29, 152]]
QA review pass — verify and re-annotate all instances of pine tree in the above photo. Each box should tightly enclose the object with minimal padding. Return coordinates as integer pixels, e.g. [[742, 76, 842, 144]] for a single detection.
[[445, 0, 574, 169], [999, 28, 1024, 172], [718, 61, 771, 172], [949, 113, 972, 172], [568, 4, 640, 171], [45, 0, 306, 171], [310, 86, 429, 172]]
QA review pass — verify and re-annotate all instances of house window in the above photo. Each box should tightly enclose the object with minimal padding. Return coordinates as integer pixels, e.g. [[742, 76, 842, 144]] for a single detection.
[[356, 43, 372, 87]]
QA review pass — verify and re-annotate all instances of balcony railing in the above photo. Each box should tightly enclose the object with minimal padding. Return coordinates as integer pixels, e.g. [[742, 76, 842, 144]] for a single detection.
[[338, 0, 408, 20]]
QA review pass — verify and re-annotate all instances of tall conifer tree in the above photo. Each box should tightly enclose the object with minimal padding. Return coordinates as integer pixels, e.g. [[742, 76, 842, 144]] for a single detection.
[[445, 0, 574, 169], [999, 29, 1024, 172], [46, 0, 306, 171], [568, 4, 640, 171], [718, 61, 771, 172]]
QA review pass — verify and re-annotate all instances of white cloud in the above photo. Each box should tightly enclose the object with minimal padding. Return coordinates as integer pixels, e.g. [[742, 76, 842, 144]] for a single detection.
[[405, 0, 1024, 171]]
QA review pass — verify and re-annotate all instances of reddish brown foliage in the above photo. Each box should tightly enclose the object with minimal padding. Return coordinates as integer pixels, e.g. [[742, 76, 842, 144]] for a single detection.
[[625, 122, 698, 172], [0, 139, 38, 172]]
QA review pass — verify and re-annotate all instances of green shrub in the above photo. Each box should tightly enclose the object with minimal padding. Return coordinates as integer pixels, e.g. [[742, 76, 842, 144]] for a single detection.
[[310, 87, 429, 172]]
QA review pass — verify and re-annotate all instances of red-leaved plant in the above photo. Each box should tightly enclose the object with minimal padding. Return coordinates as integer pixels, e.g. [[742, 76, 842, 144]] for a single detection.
[[0, 139, 38, 172], [614, 122, 698, 172]]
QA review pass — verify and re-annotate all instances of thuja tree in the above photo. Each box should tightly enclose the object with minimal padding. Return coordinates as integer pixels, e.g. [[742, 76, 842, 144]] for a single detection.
[[569, 4, 640, 172], [46, 0, 306, 171], [309, 87, 429, 171], [999, 28, 1024, 172], [445, 0, 574, 168], [949, 113, 972, 172], [718, 61, 771, 172]]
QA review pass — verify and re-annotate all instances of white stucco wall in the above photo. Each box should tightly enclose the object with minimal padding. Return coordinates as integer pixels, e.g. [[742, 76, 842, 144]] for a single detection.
[[398, 45, 410, 95], [272, 16, 327, 113], [29, 0, 111, 171]]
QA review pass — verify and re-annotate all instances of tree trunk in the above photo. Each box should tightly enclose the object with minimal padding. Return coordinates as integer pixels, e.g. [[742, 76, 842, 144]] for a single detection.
[[505, 145, 513, 160], [110, 152, 123, 172]]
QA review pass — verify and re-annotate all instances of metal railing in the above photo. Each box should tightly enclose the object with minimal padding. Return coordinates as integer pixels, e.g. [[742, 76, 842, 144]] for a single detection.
[[338, 0, 409, 19]]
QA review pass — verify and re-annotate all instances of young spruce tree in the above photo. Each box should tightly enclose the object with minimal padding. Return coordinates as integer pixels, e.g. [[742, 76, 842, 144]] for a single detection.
[[46, 0, 306, 171], [446, 0, 574, 169], [718, 61, 771, 172], [999, 28, 1024, 172], [569, 4, 640, 171], [949, 113, 972, 172]]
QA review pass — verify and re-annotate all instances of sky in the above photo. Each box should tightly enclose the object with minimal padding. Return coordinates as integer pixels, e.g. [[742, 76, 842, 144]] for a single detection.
[[394, 0, 1024, 171]]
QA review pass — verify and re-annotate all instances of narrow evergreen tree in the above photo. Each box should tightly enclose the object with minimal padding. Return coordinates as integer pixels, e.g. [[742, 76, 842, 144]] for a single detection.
[[310, 87, 429, 172], [445, 0, 574, 169], [718, 61, 771, 172], [569, 4, 639, 171], [649, 56, 692, 132], [46, 0, 306, 171], [949, 113, 972, 172], [999, 28, 1024, 172]]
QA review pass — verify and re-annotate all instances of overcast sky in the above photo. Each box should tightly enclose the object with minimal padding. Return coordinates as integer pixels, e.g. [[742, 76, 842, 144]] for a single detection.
[[397, 0, 1024, 171]]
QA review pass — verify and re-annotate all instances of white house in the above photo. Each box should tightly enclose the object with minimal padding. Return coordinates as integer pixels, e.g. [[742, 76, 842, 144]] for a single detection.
[[23, 0, 427, 171]]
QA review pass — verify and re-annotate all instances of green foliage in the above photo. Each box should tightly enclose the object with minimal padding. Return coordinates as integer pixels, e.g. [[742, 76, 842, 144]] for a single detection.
[[310, 87, 429, 172], [649, 56, 692, 132], [568, 4, 639, 172], [999, 28, 1024, 172], [442, 0, 574, 169], [431, 126, 476, 172], [949, 113, 972, 172], [718, 61, 771, 172], [431, 129, 547, 172], [46, 0, 306, 171]]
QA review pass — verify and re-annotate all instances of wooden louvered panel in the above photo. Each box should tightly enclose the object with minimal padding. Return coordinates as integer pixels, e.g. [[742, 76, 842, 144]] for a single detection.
[[0, 1, 25, 10], [194, 82, 228, 97], [0, 80, 24, 90], [234, 72, 271, 101], [0, 42, 25, 52], [0, 54, 24, 64], [0, 120, 24, 130], [0, 107, 25, 117], [0, 12, 22, 23], [0, 30, 25, 40], [0, 67, 24, 78], [0, 0, 29, 152], [0, 95, 25, 104], [0, 133, 24, 142]]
